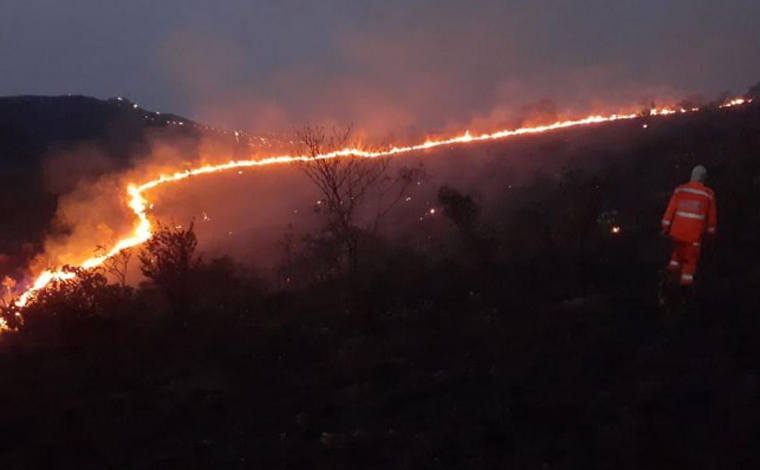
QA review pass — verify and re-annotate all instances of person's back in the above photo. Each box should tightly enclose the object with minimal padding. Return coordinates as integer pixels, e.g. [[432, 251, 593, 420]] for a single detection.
[[661, 165, 717, 287]]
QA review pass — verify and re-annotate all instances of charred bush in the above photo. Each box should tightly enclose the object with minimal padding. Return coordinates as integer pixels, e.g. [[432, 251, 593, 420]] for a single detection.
[[437, 185, 496, 273], [296, 126, 425, 279], [438, 185, 480, 234]]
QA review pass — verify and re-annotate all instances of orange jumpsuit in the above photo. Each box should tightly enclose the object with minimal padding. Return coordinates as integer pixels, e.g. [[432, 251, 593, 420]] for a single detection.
[[661, 181, 717, 285]]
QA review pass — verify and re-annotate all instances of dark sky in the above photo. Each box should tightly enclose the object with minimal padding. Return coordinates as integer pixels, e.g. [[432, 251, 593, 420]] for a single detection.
[[1, 0, 759, 133]]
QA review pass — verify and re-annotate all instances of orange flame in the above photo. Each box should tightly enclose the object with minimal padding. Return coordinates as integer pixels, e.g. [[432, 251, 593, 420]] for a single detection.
[[2, 98, 753, 326], [720, 98, 752, 108]]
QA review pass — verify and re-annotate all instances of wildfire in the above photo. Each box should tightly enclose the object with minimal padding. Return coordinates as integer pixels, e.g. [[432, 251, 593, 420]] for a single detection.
[[1, 97, 754, 329], [720, 98, 753, 108]]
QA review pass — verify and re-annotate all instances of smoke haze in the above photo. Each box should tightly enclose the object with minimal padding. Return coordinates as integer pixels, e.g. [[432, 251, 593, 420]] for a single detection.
[[2, 0, 759, 135], [3, 0, 760, 285]]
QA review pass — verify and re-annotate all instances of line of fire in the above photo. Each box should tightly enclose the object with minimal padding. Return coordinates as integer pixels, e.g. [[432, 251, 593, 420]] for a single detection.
[[0, 96, 752, 332]]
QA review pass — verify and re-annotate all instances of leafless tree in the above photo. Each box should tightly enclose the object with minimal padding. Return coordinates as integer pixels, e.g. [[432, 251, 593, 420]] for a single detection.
[[371, 164, 427, 234], [296, 125, 389, 275], [95, 245, 132, 288], [296, 125, 426, 276]]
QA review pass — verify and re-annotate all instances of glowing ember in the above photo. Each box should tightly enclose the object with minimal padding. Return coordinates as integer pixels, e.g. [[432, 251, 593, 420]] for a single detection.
[[611, 226, 622, 235], [2, 97, 753, 329]]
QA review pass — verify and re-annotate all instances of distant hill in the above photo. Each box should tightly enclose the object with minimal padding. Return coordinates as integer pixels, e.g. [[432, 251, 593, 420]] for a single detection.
[[1, 96, 189, 167], [0, 95, 287, 170]]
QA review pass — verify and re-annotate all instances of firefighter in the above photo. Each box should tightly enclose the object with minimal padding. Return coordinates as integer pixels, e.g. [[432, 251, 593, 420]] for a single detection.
[[661, 165, 717, 288]]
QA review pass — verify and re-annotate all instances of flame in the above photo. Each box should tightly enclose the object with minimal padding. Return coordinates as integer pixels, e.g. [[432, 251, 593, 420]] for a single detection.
[[2, 97, 754, 327], [720, 98, 752, 108]]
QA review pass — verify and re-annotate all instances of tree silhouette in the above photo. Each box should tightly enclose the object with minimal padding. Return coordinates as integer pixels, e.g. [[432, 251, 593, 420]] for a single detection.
[[297, 126, 402, 276], [438, 185, 480, 234], [139, 221, 200, 317], [96, 245, 132, 289]]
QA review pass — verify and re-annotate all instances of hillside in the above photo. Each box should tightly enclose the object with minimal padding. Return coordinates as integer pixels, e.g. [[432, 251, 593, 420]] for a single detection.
[[0, 95, 286, 272], [0, 100, 760, 469]]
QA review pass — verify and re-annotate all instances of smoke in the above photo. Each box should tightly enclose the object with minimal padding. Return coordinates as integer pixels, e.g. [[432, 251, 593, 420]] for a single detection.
[[42, 143, 122, 196], [30, 174, 133, 275], [19, 92, 750, 290], [2, 0, 759, 127], [25, 127, 320, 284], [9, 0, 760, 288], [147, 0, 760, 138]]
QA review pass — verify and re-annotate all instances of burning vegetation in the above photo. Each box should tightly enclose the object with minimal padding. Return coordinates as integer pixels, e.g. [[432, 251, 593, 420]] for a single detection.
[[2, 91, 760, 468], [1, 93, 755, 331]]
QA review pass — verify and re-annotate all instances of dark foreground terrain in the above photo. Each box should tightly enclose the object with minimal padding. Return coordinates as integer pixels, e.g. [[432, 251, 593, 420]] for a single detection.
[[4, 280, 760, 470], [1, 100, 760, 469]]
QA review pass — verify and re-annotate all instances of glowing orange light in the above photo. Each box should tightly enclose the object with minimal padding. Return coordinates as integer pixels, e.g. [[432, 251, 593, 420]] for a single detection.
[[720, 97, 750, 108], [3, 97, 753, 326]]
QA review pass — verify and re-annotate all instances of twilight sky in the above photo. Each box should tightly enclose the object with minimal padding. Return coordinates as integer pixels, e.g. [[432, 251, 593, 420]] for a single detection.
[[1, 0, 759, 134]]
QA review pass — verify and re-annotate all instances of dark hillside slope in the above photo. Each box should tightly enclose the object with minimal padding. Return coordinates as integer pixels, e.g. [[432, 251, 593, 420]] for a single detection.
[[0, 96, 201, 259], [1, 104, 760, 469], [0, 95, 198, 169], [0, 95, 287, 271]]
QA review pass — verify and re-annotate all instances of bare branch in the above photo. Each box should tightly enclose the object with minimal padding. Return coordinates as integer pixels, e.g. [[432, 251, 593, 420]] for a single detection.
[[96, 245, 133, 288], [295, 125, 391, 275]]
